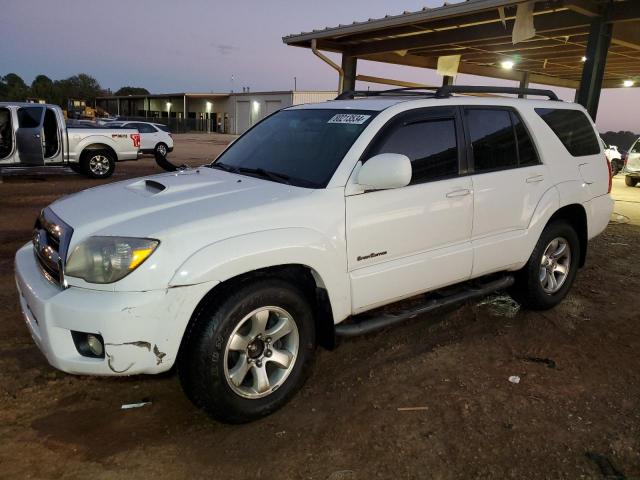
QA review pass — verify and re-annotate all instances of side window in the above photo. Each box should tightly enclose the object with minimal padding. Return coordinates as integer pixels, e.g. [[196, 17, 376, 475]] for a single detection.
[[17, 107, 44, 128], [511, 112, 539, 166], [137, 123, 156, 133], [631, 140, 640, 154], [465, 108, 518, 172], [368, 117, 459, 184], [535, 108, 600, 156]]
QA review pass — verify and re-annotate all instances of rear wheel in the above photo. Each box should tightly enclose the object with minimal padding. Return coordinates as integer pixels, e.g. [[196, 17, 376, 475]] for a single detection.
[[512, 221, 580, 310], [625, 176, 638, 187], [154, 142, 168, 157], [81, 150, 115, 179], [611, 160, 622, 177], [178, 278, 316, 423]]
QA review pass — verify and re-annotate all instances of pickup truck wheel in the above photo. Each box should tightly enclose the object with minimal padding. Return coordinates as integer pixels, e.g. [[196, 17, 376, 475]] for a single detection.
[[81, 150, 115, 179], [625, 176, 638, 187], [512, 221, 580, 310], [154, 142, 168, 157], [178, 279, 315, 423]]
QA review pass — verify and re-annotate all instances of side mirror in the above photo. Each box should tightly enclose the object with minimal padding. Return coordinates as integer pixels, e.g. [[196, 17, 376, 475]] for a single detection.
[[357, 153, 412, 191]]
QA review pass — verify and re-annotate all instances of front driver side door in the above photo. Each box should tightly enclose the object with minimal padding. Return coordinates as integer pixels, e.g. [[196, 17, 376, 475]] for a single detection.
[[15, 106, 45, 165], [346, 107, 474, 313]]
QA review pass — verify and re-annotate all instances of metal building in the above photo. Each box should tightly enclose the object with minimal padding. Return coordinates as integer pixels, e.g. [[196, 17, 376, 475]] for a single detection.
[[283, 0, 640, 119], [95, 90, 336, 134]]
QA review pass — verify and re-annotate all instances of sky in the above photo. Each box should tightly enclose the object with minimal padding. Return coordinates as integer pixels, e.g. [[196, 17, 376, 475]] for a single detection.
[[1, 0, 638, 132]]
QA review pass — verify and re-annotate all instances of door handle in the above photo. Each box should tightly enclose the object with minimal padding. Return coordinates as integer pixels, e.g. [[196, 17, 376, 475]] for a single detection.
[[526, 174, 544, 183], [446, 188, 471, 198]]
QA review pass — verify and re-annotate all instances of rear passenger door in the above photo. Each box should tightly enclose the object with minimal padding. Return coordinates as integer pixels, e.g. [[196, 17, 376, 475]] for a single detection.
[[463, 107, 551, 276], [346, 107, 474, 312], [15, 106, 45, 165]]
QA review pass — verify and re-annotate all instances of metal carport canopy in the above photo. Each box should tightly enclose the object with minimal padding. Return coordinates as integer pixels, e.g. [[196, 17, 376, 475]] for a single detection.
[[282, 0, 640, 117]]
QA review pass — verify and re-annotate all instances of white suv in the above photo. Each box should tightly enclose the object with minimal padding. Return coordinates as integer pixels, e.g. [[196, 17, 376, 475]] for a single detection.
[[114, 121, 173, 157], [14, 86, 613, 423]]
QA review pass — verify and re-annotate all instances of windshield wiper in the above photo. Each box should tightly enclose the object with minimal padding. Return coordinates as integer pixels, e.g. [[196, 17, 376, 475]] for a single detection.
[[237, 167, 292, 185], [209, 161, 239, 173]]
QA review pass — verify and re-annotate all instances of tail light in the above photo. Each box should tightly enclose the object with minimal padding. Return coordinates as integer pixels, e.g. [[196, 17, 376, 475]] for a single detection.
[[606, 155, 612, 194], [130, 133, 141, 148], [168, 133, 173, 138]]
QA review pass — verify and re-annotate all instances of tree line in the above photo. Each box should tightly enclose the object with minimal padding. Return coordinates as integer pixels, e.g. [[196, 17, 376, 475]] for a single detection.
[[0, 72, 149, 106], [600, 131, 639, 152]]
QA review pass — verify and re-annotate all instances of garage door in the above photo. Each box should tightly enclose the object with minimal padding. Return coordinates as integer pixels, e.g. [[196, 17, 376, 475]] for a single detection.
[[236, 101, 250, 134], [266, 100, 282, 116]]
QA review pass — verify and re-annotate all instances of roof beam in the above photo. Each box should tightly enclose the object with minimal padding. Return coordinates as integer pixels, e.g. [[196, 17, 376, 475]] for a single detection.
[[350, 11, 591, 57], [361, 51, 579, 89], [563, 0, 600, 18], [609, 1, 640, 24]]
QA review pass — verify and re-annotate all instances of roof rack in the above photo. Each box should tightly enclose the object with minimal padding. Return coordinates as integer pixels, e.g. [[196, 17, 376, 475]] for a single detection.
[[335, 85, 560, 101]]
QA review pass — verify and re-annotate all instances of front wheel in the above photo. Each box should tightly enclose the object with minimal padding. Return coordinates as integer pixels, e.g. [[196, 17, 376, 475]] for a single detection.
[[81, 150, 115, 179], [512, 221, 580, 310], [178, 278, 316, 423], [625, 176, 638, 187]]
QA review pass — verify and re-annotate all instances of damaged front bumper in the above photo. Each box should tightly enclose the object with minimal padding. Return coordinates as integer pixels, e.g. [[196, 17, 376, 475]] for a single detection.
[[14, 243, 216, 376]]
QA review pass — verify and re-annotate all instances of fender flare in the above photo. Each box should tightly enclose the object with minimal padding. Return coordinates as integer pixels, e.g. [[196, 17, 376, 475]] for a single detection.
[[169, 228, 351, 323]]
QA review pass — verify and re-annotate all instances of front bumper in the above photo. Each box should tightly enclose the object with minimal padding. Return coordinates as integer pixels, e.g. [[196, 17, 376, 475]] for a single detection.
[[14, 243, 217, 376]]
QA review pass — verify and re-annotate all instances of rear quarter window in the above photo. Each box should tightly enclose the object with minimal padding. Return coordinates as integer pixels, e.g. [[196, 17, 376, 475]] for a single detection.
[[535, 108, 600, 157]]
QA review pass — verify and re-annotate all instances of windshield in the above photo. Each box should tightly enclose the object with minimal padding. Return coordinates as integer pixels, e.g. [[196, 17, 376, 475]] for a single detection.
[[211, 109, 376, 188]]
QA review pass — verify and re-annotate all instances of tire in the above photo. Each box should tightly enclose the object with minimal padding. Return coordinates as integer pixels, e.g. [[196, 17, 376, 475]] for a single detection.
[[81, 150, 115, 179], [512, 220, 580, 310], [68, 163, 83, 174], [178, 278, 316, 423], [625, 176, 638, 187], [154, 142, 168, 157]]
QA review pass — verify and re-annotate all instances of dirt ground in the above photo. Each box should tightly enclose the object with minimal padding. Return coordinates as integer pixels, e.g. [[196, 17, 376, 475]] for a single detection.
[[1, 134, 639, 479]]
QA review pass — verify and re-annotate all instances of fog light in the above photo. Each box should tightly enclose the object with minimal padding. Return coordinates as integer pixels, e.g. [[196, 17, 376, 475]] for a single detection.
[[71, 331, 105, 358], [86, 334, 104, 356]]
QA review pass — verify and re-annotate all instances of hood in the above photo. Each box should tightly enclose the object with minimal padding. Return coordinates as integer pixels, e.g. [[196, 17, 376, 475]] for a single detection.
[[51, 167, 314, 243]]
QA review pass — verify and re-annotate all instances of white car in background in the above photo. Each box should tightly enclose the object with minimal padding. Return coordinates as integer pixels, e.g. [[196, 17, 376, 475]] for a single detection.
[[623, 137, 640, 187], [113, 121, 173, 157], [602, 140, 623, 176]]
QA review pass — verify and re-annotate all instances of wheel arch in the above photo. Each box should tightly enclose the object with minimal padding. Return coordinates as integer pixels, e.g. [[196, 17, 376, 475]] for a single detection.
[[546, 203, 588, 267], [179, 264, 336, 354], [80, 143, 117, 161]]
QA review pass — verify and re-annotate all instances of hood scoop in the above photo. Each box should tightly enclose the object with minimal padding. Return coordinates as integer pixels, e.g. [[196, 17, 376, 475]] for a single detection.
[[127, 179, 167, 196]]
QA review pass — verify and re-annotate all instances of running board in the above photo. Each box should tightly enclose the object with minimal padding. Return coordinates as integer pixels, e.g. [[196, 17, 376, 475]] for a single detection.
[[335, 275, 515, 337]]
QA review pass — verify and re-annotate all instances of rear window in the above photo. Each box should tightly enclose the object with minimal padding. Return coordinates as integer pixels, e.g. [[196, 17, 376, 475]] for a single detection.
[[155, 124, 170, 133], [535, 108, 600, 157]]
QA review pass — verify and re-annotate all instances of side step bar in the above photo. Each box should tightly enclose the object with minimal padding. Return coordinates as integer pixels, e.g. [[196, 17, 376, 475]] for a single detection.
[[335, 275, 515, 337]]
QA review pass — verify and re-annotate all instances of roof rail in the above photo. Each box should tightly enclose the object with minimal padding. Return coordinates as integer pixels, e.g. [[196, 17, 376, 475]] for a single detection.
[[435, 85, 560, 100], [335, 87, 437, 100], [335, 85, 560, 101]]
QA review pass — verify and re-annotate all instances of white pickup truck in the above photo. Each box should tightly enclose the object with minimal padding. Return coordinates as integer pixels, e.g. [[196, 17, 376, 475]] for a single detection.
[[0, 102, 140, 178], [14, 86, 613, 423]]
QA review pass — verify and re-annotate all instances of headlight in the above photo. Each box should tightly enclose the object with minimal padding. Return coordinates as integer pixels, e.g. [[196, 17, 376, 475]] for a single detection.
[[65, 237, 159, 284]]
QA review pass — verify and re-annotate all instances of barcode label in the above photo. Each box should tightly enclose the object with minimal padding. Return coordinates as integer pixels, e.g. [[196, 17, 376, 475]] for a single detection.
[[327, 114, 371, 125]]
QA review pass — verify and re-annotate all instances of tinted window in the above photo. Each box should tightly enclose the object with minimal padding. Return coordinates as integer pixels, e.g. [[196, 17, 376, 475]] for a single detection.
[[155, 124, 170, 133], [213, 109, 376, 188], [17, 107, 44, 128], [630, 140, 640, 154], [511, 112, 539, 166], [466, 109, 518, 172], [135, 123, 156, 133], [368, 118, 458, 184], [535, 108, 600, 156]]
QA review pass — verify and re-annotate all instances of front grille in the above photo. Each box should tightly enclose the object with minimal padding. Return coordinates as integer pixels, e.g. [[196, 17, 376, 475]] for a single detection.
[[32, 208, 73, 287]]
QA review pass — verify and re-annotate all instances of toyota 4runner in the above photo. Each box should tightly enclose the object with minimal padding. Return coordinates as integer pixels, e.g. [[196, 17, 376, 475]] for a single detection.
[[14, 86, 614, 423]]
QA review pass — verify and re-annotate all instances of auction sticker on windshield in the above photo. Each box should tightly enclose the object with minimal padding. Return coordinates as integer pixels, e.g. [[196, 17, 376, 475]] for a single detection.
[[328, 113, 371, 125]]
